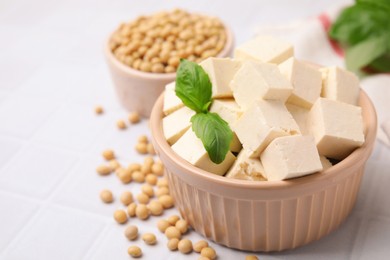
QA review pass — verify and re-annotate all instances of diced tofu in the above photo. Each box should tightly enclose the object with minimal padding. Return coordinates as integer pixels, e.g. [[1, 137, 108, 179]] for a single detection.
[[209, 100, 242, 152], [320, 156, 332, 171], [233, 99, 300, 157], [163, 82, 183, 115], [172, 128, 236, 175], [199, 57, 242, 98], [234, 36, 293, 64], [286, 103, 310, 135], [231, 62, 293, 110], [163, 106, 195, 145], [279, 58, 322, 108], [307, 98, 365, 160], [320, 66, 360, 105], [226, 149, 266, 181], [210, 100, 242, 124], [260, 135, 323, 181]]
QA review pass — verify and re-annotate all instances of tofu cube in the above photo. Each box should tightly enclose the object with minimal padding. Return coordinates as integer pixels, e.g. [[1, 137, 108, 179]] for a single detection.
[[260, 135, 323, 181], [163, 82, 183, 115], [286, 103, 310, 135], [163, 106, 195, 145], [279, 58, 322, 108], [234, 36, 293, 64], [320, 156, 332, 171], [320, 66, 360, 105], [209, 100, 243, 152], [231, 62, 293, 110], [226, 149, 266, 181], [307, 98, 365, 160], [199, 57, 242, 98], [233, 99, 300, 157], [172, 128, 236, 175]]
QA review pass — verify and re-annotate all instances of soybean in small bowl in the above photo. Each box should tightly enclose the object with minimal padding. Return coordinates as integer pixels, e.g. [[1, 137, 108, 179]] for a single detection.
[[105, 9, 234, 117]]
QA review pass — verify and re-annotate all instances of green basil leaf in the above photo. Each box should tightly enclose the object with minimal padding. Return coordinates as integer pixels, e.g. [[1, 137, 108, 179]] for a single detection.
[[191, 112, 233, 164], [329, 3, 389, 46], [345, 35, 388, 71], [175, 59, 212, 113], [369, 54, 390, 72], [357, 0, 390, 11]]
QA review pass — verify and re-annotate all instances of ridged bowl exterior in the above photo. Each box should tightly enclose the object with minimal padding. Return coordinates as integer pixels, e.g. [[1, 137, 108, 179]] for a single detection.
[[150, 90, 377, 252]]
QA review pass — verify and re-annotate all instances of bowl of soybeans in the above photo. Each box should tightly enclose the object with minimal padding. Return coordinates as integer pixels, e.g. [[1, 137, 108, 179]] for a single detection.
[[105, 8, 234, 117]]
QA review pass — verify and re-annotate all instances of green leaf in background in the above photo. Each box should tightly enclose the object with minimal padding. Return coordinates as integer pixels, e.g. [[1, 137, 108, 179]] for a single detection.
[[370, 54, 390, 72], [329, 0, 390, 72], [329, 4, 389, 46], [345, 34, 388, 71], [191, 112, 233, 164], [175, 59, 212, 113], [357, 0, 390, 11]]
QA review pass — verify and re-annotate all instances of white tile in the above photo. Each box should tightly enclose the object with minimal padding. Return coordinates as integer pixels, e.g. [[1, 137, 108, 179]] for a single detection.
[[86, 204, 281, 260], [352, 217, 390, 260], [367, 162, 390, 218], [0, 136, 23, 169], [0, 91, 9, 103], [0, 95, 60, 138], [368, 141, 384, 161], [353, 160, 381, 213], [66, 63, 118, 107], [0, 0, 23, 12], [86, 118, 151, 160], [11, 28, 79, 66], [59, 37, 106, 67], [0, 143, 78, 198], [52, 152, 166, 216], [36, 11, 112, 66], [0, 0, 63, 27], [0, 25, 28, 53], [16, 61, 97, 102], [52, 155, 138, 216], [35, 8, 97, 35], [377, 145, 390, 162], [2, 205, 106, 260], [32, 103, 111, 152], [0, 54, 42, 91], [0, 191, 38, 252], [85, 220, 171, 260]]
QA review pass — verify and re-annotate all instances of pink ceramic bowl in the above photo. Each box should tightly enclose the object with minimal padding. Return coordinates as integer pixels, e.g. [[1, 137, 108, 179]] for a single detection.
[[150, 90, 377, 252], [104, 23, 234, 118]]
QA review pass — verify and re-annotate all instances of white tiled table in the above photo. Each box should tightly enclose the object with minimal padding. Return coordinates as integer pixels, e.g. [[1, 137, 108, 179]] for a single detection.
[[1, 0, 389, 259]]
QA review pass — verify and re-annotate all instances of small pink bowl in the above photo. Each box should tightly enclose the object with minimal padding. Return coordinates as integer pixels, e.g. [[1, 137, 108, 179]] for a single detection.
[[150, 90, 377, 251], [104, 23, 234, 118]]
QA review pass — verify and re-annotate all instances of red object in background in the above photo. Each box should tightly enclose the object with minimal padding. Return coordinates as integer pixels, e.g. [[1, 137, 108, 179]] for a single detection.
[[318, 13, 344, 58]]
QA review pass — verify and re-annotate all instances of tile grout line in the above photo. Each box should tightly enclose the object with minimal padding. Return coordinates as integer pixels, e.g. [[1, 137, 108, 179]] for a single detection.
[[0, 193, 112, 258], [1, 91, 65, 139], [81, 223, 112, 260], [0, 138, 31, 173], [0, 185, 112, 222], [27, 102, 119, 157], [0, 189, 42, 205], [0, 143, 82, 201], [0, 203, 47, 257]]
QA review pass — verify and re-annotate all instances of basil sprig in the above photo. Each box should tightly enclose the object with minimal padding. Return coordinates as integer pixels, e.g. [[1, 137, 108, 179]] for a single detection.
[[175, 59, 233, 164], [175, 59, 212, 113], [329, 0, 390, 72]]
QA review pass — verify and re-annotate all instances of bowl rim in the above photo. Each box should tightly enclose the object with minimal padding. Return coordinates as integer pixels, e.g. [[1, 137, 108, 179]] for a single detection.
[[150, 89, 377, 190], [104, 19, 234, 80]]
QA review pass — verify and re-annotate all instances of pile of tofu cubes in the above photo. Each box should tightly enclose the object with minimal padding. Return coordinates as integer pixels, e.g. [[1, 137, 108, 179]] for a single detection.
[[162, 36, 365, 181]]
